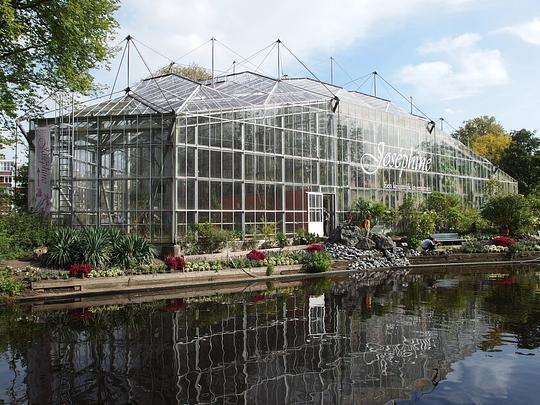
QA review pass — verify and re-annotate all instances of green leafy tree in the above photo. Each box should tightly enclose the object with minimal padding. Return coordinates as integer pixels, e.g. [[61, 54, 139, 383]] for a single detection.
[[0, 0, 119, 145], [481, 193, 535, 235], [156, 62, 212, 81], [452, 115, 506, 147], [499, 129, 540, 195], [398, 194, 436, 247]]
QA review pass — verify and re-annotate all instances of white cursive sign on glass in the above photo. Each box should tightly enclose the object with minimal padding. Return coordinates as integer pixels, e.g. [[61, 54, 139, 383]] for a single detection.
[[360, 142, 432, 177]]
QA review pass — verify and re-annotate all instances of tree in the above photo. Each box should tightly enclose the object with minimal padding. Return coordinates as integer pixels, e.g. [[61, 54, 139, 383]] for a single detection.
[[481, 193, 535, 235], [156, 63, 212, 81], [471, 132, 511, 165], [499, 129, 540, 195], [0, 0, 119, 146], [452, 116, 506, 147]]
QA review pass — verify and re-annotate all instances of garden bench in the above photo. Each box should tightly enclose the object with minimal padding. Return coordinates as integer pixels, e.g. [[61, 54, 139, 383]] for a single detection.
[[431, 232, 464, 245], [371, 225, 391, 235]]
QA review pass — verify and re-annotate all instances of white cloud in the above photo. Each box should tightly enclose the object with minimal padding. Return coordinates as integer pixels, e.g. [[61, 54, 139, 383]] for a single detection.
[[499, 17, 540, 46], [103, 0, 474, 86], [398, 33, 508, 100]]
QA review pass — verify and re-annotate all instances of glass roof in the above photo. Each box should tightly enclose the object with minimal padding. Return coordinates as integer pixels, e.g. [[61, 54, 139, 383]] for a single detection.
[[72, 71, 417, 118]]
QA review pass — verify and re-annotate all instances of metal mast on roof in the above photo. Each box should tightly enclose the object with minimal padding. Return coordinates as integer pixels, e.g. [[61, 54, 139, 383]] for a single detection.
[[277, 39, 281, 79], [211, 37, 215, 87], [126, 35, 131, 90], [373, 71, 377, 97], [330, 57, 334, 85]]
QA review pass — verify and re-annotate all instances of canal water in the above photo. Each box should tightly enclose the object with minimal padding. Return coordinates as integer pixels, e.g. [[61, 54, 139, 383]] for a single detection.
[[1, 267, 539, 404]]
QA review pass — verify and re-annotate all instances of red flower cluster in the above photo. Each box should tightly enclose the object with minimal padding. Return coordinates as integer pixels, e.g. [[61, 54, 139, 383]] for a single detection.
[[247, 250, 266, 261], [69, 264, 92, 278], [165, 255, 187, 270], [68, 309, 92, 321], [248, 295, 265, 303], [492, 236, 515, 247], [306, 243, 325, 253], [163, 299, 186, 312]]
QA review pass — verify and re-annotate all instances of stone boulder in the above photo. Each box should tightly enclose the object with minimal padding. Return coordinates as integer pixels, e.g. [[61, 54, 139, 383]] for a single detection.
[[32, 246, 47, 261], [328, 225, 363, 247], [371, 234, 395, 250], [356, 237, 376, 251]]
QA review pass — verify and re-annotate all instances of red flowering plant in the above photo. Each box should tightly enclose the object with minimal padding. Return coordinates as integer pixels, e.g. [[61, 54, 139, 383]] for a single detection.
[[492, 236, 516, 247], [247, 250, 266, 261], [68, 264, 92, 278], [165, 255, 187, 271], [163, 299, 187, 312], [68, 309, 92, 321], [305, 243, 325, 253]]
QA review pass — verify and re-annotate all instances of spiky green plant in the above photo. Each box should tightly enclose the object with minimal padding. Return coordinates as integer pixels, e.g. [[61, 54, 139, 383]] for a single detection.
[[80, 227, 111, 268], [46, 228, 81, 268], [111, 234, 156, 269]]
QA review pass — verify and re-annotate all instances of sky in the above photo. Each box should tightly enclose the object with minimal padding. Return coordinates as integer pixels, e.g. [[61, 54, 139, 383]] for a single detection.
[[4, 0, 540, 160]]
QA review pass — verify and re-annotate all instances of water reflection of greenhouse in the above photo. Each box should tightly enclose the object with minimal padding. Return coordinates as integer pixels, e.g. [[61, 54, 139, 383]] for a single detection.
[[21, 281, 491, 404]]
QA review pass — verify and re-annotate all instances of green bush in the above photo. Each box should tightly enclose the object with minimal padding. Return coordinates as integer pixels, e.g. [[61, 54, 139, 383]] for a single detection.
[[481, 193, 535, 236], [276, 232, 289, 248], [111, 234, 156, 269], [46, 228, 81, 268], [266, 264, 274, 276], [302, 251, 332, 273], [0, 212, 52, 260], [0, 269, 24, 297], [195, 223, 234, 253], [292, 229, 320, 245], [80, 227, 111, 268], [398, 195, 436, 247]]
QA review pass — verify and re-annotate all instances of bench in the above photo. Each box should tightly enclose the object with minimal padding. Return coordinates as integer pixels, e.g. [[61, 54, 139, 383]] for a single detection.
[[371, 225, 391, 235], [431, 232, 464, 245]]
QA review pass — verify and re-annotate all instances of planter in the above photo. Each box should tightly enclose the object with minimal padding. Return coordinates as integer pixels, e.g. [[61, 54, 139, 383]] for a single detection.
[[30, 264, 305, 294]]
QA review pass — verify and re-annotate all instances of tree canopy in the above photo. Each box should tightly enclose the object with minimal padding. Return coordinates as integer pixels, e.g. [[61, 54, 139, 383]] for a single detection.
[[471, 132, 511, 165], [156, 63, 212, 81], [452, 115, 506, 147], [0, 0, 119, 145], [499, 129, 540, 195]]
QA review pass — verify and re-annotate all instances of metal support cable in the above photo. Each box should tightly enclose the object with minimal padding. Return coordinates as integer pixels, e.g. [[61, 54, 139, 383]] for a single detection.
[[172, 39, 212, 64], [215, 39, 276, 76], [279, 40, 339, 100], [131, 40, 175, 113], [110, 40, 128, 99]]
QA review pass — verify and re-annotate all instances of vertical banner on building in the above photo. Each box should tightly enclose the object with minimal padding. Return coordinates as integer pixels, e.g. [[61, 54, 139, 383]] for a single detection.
[[34, 127, 52, 215]]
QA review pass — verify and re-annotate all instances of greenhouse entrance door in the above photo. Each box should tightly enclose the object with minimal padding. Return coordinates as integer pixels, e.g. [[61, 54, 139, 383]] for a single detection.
[[307, 192, 324, 237]]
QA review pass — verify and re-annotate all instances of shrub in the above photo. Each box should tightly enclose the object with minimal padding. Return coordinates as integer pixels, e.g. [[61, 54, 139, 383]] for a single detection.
[[266, 264, 274, 276], [79, 227, 111, 268], [302, 251, 332, 273], [247, 250, 266, 261], [492, 236, 515, 247], [276, 232, 288, 248], [68, 264, 92, 278], [0, 212, 52, 260], [0, 273, 24, 297], [305, 243, 325, 253], [481, 194, 535, 236], [195, 223, 234, 253], [292, 229, 320, 245], [165, 256, 187, 271], [398, 195, 436, 247], [111, 234, 156, 269], [46, 228, 81, 268]]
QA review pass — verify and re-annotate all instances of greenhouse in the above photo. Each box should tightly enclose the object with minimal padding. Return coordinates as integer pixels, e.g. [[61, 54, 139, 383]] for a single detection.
[[28, 71, 517, 245]]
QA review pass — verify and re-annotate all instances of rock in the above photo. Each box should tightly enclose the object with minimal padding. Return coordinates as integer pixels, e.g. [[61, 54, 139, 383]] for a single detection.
[[33, 246, 47, 261], [371, 234, 395, 250], [356, 237, 376, 250], [328, 225, 363, 246]]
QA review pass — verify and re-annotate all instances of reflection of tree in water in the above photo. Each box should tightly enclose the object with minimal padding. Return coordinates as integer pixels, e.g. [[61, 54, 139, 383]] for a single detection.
[[479, 271, 540, 350]]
